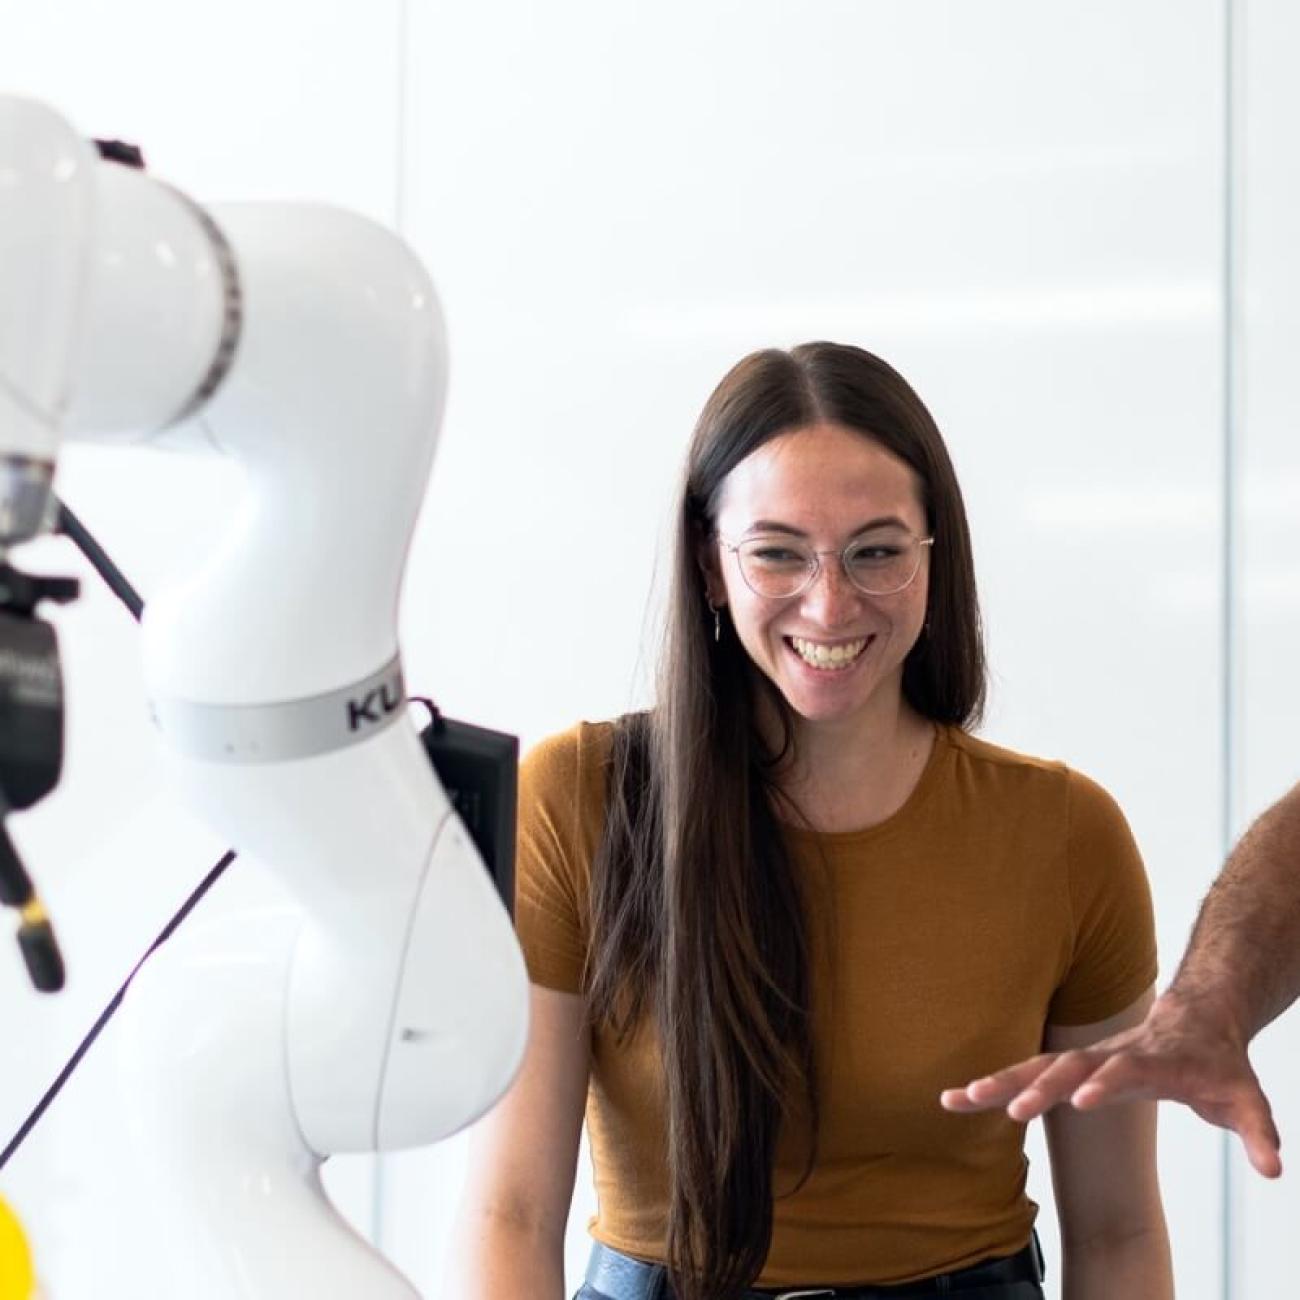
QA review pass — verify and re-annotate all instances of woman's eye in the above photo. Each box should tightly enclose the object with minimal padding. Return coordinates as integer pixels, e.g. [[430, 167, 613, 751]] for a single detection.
[[848, 545, 899, 565], [750, 546, 806, 567]]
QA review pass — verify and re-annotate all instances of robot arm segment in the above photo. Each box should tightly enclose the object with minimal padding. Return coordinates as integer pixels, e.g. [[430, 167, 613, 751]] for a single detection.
[[2, 94, 529, 1294], [0, 98, 95, 538], [1, 98, 233, 540]]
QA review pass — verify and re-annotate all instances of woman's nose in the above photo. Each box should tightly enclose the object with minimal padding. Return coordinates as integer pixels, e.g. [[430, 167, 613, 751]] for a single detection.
[[800, 556, 861, 627]]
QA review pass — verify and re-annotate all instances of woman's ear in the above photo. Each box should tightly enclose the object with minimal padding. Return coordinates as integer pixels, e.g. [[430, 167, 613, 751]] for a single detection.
[[695, 532, 726, 607]]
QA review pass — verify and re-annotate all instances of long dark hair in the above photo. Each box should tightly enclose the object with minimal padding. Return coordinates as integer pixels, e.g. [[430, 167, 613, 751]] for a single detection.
[[586, 342, 986, 1300]]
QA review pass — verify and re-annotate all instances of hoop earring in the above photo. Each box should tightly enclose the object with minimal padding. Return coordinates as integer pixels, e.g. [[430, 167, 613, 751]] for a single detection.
[[707, 599, 721, 643]]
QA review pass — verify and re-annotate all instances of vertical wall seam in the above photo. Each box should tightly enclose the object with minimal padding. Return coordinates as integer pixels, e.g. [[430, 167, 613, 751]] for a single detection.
[[1221, 0, 1244, 1296]]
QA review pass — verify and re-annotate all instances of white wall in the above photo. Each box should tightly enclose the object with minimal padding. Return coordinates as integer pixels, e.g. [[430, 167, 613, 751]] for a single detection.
[[1234, 1, 1300, 1294], [1, 2, 1295, 1297]]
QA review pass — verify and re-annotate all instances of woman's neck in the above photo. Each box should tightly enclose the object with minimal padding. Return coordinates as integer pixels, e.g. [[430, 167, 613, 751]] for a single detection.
[[772, 694, 936, 834]]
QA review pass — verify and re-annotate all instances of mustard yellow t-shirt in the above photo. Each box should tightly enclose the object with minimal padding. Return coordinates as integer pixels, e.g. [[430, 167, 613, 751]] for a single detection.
[[515, 721, 1157, 1287]]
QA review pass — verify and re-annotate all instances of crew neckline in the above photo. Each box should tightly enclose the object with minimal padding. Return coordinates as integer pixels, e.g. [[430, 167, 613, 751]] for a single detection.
[[778, 723, 954, 847]]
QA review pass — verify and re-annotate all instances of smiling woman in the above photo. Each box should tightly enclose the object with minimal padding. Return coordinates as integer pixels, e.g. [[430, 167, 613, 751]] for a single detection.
[[449, 342, 1174, 1300], [704, 423, 935, 759]]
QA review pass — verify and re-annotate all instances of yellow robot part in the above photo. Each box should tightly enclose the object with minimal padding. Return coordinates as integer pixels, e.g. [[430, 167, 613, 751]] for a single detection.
[[0, 1195, 34, 1300]]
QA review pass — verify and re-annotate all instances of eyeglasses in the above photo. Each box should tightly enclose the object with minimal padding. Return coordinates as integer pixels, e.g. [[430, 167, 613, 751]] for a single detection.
[[717, 530, 934, 600]]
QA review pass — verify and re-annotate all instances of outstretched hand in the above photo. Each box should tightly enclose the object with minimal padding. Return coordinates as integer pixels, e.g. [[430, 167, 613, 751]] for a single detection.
[[939, 993, 1283, 1178]]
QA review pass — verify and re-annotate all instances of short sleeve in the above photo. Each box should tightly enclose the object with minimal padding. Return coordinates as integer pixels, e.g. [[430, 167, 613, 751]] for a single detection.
[[1047, 770, 1158, 1025], [514, 726, 593, 993]]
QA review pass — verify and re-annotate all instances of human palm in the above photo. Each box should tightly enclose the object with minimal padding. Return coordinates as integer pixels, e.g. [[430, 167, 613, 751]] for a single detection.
[[940, 996, 1282, 1178]]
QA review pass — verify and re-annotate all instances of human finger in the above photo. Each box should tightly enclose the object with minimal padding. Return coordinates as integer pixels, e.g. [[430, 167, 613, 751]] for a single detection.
[[1068, 1050, 1166, 1111], [940, 1055, 1060, 1113], [1003, 1050, 1109, 1122]]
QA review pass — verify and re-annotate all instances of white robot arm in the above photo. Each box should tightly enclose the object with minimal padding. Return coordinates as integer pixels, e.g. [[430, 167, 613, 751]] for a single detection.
[[0, 96, 529, 1295]]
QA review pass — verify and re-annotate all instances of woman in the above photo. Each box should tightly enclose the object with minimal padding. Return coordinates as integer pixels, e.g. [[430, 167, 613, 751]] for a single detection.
[[451, 342, 1172, 1299]]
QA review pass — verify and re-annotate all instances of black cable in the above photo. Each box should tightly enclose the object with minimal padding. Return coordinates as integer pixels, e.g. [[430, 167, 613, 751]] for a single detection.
[[0, 849, 235, 1171], [0, 497, 237, 1170], [54, 500, 144, 621]]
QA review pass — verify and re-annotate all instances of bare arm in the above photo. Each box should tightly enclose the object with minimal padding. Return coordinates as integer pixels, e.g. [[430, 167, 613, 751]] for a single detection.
[[445, 983, 591, 1300], [942, 782, 1300, 1177], [1169, 780, 1300, 1038], [1042, 992, 1173, 1300]]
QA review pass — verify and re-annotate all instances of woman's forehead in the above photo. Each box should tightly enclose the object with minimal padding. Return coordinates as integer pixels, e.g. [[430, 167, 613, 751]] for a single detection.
[[716, 424, 925, 527]]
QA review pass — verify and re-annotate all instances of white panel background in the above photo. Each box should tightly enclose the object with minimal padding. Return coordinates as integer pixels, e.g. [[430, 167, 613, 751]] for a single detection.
[[1234, 0, 1300, 1295], [0, 1, 1295, 1297]]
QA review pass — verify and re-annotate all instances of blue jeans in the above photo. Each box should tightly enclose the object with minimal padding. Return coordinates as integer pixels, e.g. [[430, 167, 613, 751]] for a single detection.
[[574, 1235, 1046, 1299], [575, 1288, 1045, 1300]]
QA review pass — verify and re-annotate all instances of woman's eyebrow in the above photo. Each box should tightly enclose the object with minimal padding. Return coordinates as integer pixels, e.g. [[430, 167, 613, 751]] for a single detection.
[[744, 515, 912, 537]]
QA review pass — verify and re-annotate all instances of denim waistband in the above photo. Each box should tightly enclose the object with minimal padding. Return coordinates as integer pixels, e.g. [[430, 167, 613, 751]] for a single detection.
[[581, 1234, 1045, 1300]]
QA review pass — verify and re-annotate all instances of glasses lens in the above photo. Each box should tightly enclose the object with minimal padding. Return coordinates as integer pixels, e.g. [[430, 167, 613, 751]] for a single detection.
[[737, 538, 815, 598], [844, 531, 923, 595]]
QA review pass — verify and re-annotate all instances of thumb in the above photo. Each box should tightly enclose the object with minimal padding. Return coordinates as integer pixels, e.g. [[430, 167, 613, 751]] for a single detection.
[[1235, 1087, 1282, 1179]]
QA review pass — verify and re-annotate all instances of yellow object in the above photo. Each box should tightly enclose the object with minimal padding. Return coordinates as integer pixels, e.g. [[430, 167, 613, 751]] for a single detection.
[[18, 900, 48, 927], [0, 1195, 34, 1300]]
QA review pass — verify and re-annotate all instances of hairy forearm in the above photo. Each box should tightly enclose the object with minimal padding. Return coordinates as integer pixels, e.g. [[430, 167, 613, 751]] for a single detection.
[[1061, 1222, 1173, 1300], [1169, 783, 1300, 1041]]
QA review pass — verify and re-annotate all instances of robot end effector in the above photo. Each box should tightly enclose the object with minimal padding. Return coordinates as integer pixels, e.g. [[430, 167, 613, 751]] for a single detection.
[[0, 563, 75, 992]]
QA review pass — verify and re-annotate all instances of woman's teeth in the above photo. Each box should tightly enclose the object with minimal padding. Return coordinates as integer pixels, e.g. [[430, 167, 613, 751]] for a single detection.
[[790, 636, 868, 670]]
